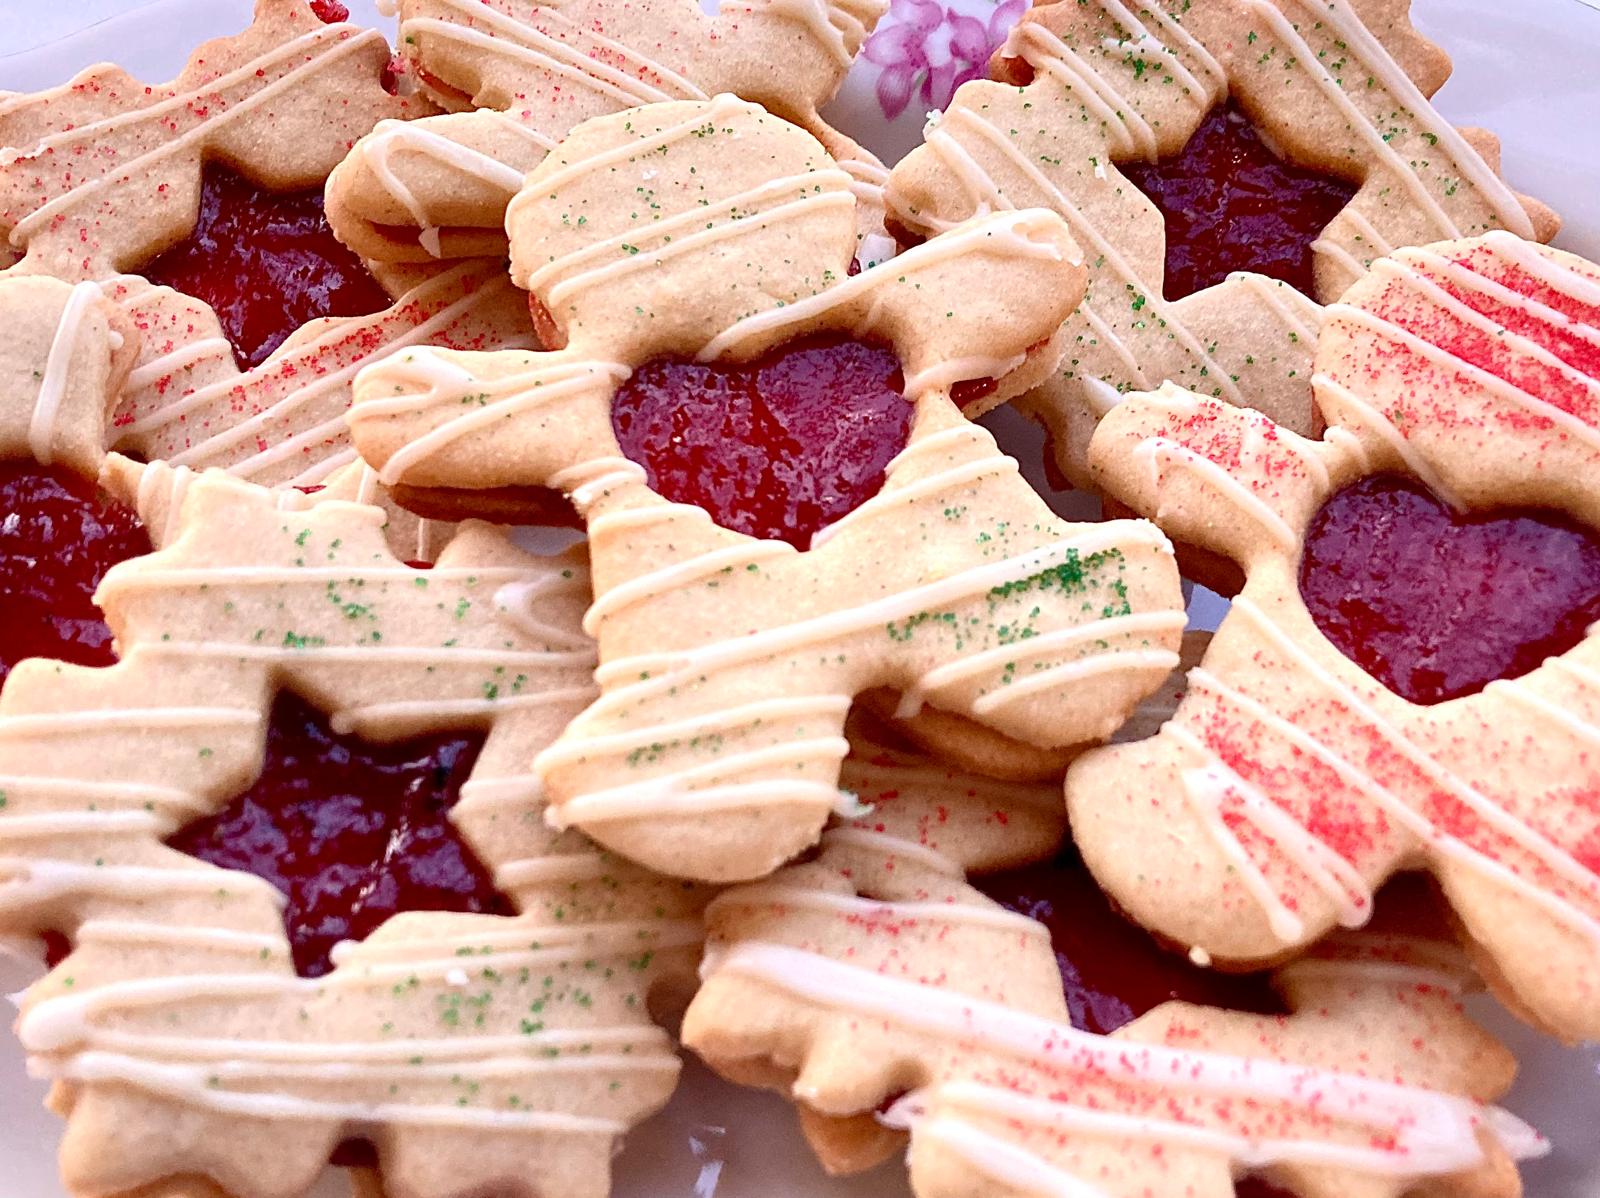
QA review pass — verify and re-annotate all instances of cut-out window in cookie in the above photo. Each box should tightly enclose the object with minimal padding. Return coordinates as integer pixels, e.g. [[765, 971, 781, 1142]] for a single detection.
[[0, 276, 146, 683], [348, 95, 1187, 884], [1119, 101, 1358, 301], [686, 728, 1541, 1198], [1073, 231, 1600, 1043], [0, 469, 708, 1198], [167, 692, 510, 978], [326, 0, 897, 270], [887, 0, 1558, 486], [139, 163, 394, 369]]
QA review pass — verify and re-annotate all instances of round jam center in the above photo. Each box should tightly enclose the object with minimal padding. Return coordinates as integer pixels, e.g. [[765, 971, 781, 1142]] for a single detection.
[[0, 463, 150, 688], [1301, 475, 1600, 705], [1121, 101, 1357, 300], [976, 849, 1282, 1035], [611, 336, 911, 548], [141, 164, 391, 370], [167, 694, 510, 978]]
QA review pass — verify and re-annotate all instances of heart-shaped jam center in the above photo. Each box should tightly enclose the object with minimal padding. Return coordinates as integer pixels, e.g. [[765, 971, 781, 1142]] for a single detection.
[[141, 164, 391, 369], [612, 335, 911, 548], [977, 849, 1282, 1035], [168, 693, 510, 978], [0, 463, 151, 688], [1301, 475, 1600, 705], [1121, 101, 1357, 300]]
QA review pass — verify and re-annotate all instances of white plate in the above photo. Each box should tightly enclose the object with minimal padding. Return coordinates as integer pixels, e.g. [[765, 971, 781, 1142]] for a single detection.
[[1, 2, 1597, 1195]]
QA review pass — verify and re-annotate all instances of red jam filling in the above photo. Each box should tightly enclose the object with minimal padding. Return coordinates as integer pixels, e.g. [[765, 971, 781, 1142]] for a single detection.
[[1301, 475, 1600, 705], [1121, 101, 1357, 300], [141, 165, 391, 370], [166, 694, 511, 978], [977, 849, 1282, 1035], [0, 463, 150, 689], [611, 336, 911, 548]]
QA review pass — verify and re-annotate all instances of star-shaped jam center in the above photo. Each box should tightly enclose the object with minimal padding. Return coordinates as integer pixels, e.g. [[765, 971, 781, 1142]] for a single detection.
[[167, 692, 512, 978], [140, 163, 391, 369], [1121, 101, 1357, 300]]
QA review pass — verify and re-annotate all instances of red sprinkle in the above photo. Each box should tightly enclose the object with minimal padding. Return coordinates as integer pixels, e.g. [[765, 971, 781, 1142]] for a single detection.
[[141, 165, 390, 370], [308, 0, 351, 22]]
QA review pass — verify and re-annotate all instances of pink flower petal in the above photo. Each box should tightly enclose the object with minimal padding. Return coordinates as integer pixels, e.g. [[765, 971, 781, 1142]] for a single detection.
[[876, 65, 918, 119], [948, 13, 991, 64]]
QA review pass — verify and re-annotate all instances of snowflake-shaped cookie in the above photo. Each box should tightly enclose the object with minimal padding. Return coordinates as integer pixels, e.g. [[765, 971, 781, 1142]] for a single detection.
[[0, 2, 544, 525], [347, 95, 1186, 883], [885, 0, 1557, 485], [1072, 231, 1600, 1042], [0, 468, 707, 1198]]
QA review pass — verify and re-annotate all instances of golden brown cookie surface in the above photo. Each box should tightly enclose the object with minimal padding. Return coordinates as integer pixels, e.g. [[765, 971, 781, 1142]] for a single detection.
[[349, 96, 1187, 883], [1074, 232, 1600, 1042]]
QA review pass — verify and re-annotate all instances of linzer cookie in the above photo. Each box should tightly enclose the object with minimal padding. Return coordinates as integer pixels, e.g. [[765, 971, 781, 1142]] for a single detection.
[[0, 468, 710, 1198], [885, 0, 1557, 484], [1073, 231, 1600, 1042], [347, 96, 1186, 883], [326, 0, 896, 269], [0, 0, 416, 281], [0, 2, 552, 506], [685, 753, 1541, 1198]]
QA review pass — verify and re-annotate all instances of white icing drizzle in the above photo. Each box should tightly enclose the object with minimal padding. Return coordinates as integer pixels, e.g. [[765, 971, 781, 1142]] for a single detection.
[[577, 523, 1168, 723], [1242, 0, 1533, 242], [0, 479, 713, 1167], [897, 610, 1186, 718], [403, 10, 703, 110], [28, 281, 102, 465], [904, 1115, 1108, 1198], [1168, 710, 1374, 936], [123, 337, 232, 392], [1405, 243, 1600, 358], [713, 882, 1052, 937], [816, 827, 963, 878], [1211, 597, 1600, 947], [10, 27, 376, 244], [1328, 289, 1600, 452], [733, 0, 865, 68], [531, 169, 856, 308], [917, 104, 1244, 408], [717, 943, 1525, 1178], [355, 116, 539, 256], [698, 208, 1070, 366], [110, 262, 533, 491], [357, 353, 630, 486], [1011, 21, 1161, 161], [809, 425, 1014, 549]]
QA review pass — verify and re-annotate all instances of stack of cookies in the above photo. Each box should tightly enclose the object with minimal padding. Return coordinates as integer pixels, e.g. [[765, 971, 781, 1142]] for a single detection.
[[0, 2, 1593, 1197]]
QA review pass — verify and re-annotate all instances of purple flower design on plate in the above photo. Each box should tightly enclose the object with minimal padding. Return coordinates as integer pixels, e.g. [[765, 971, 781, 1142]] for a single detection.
[[862, 0, 1028, 121]]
